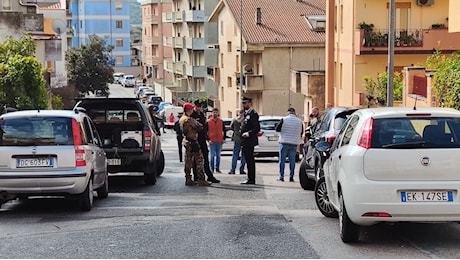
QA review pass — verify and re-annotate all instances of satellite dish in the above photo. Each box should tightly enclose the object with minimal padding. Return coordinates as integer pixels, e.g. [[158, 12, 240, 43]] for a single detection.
[[243, 64, 253, 74], [52, 19, 66, 35]]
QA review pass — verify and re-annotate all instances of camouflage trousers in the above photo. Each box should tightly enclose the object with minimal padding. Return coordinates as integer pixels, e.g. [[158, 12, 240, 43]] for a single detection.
[[184, 143, 206, 181]]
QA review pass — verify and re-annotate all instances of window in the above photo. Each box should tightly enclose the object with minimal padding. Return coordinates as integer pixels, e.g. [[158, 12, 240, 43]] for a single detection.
[[116, 39, 123, 47], [153, 25, 158, 36], [220, 21, 224, 36], [115, 2, 122, 11], [227, 77, 232, 88], [116, 56, 123, 65], [227, 41, 232, 52], [236, 55, 239, 72], [2, 0, 11, 10], [341, 115, 358, 146], [116, 20, 123, 29], [152, 46, 158, 57], [220, 53, 224, 68]]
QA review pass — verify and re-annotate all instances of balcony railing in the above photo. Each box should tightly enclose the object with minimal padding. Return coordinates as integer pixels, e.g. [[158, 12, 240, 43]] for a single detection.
[[246, 75, 264, 91], [355, 28, 460, 55]]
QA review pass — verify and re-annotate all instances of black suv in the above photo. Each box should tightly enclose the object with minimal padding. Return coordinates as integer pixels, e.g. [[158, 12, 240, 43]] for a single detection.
[[74, 98, 165, 185], [299, 107, 357, 190]]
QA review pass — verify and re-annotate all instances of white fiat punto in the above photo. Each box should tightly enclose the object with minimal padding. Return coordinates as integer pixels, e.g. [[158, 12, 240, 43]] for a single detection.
[[318, 107, 460, 243]]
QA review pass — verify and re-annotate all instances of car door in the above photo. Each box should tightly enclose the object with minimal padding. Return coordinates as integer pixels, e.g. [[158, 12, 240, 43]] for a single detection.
[[83, 117, 107, 186]]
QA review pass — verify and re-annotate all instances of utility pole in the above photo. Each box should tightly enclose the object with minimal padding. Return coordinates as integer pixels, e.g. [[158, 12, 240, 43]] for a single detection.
[[239, 0, 243, 111], [387, 0, 395, 106]]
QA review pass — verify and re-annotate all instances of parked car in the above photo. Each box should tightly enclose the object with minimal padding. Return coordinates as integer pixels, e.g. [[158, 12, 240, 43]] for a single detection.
[[298, 107, 358, 190], [253, 116, 300, 161], [135, 86, 152, 99], [113, 72, 125, 84], [148, 95, 163, 106], [222, 118, 234, 152], [74, 97, 165, 185], [0, 109, 109, 211], [317, 107, 460, 243], [121, 75, 135, 88]]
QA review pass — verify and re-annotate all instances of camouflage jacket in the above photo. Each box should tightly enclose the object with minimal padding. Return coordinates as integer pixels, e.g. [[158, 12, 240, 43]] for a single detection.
[[179, 114, 203, 142]]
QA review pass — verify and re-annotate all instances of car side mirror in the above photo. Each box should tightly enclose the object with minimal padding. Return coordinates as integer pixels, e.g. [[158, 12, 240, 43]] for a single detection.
[[315, 141, 330, 152]]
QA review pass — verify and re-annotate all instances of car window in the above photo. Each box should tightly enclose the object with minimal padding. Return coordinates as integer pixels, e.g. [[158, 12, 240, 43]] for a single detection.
[[260, 119, 280, 130], [341, 115, 359, 147], [0, 117, 74, 146], [371, 117, 460, 148]]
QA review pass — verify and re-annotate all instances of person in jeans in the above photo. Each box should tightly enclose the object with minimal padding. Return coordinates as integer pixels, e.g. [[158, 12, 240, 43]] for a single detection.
[[228, 109, 246, 175], [276, 107, 304, 182], [207, 108, 225, 173]]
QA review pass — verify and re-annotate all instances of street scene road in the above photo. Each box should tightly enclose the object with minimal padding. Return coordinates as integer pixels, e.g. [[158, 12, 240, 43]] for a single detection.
[[0, 85, 460, 258]]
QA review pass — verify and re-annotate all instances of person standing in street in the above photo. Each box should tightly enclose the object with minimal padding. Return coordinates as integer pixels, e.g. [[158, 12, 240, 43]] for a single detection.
[[276, 107, 304, 182], [240, 96, 260, 185], [179, 103, 210, 186], [174, 112, 184, 162], [228, 109, 246, 175], [207, 108, 225, 173], [191, 99, 221, 183]]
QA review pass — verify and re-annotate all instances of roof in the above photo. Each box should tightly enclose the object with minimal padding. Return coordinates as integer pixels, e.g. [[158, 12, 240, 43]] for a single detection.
[[223, 0, 325, 45]]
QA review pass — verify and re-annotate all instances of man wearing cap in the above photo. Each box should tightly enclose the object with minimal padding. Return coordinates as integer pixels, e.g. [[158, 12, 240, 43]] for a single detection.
[[179, 102, 210, 186], [174, 112, 184, 162], [276, 107, 304, 182], [191, 99, 220, 183], [367, 95, 377, 108], [240, 96, 260, 185]]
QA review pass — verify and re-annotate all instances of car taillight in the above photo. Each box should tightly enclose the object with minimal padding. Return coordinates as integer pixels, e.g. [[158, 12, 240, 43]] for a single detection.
[[357, 118, 373, 149], [257, 131, 264, 137], [72, 119, 82, 145], [362, 212, 392, 217], [72, 119, 86, 166], [75, 146, 86, 166], [144, 129, 152, 151], [327, 135, 336, 143]]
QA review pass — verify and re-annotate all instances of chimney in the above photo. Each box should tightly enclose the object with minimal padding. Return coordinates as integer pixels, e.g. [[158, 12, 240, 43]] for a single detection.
[[256, 7, 262, 25]]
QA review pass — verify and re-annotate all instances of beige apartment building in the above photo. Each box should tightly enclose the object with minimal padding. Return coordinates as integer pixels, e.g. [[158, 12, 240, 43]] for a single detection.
[[326, 0, 460, 108], [141, 0, 173, 101], [208, 0, 326, 119]]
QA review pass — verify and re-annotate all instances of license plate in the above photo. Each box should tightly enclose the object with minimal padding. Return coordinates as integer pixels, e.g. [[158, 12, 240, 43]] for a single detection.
[[267, 136, 279, 141], [401, 191, 453, 202], [17, 158, 53, 168], [107, 158, 121, 166]]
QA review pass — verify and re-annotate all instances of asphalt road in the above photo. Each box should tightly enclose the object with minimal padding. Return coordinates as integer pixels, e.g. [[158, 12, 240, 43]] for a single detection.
[[0, 84, 459, 258]]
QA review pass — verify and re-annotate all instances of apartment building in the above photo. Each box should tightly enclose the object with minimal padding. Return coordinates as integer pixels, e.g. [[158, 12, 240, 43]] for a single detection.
[[162, 0, 219, 102], [208, 0, 326, 118], [141, 0, 173, 100], [327, 0, 460, 108], [68, 0, 131, 67]]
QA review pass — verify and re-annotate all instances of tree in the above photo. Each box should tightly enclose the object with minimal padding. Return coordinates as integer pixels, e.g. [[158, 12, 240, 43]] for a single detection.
[[431, 52, 460, 109], [0, 34, 48, 109], [66, 35, 114, 97]]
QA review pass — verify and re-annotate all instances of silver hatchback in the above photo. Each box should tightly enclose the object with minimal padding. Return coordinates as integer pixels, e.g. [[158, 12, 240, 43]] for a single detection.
[[0, 109, 108, 211]]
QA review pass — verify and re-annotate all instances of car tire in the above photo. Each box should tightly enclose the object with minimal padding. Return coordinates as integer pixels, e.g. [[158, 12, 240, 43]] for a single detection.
[[314, 177, 338, 218], [299, 158, 315, 190], [156, 150, 165, 176], [339, 192, 360, 243], [144, 161, 157, 185], [79, 178, 94, 211], [96, 171, 109, 199]]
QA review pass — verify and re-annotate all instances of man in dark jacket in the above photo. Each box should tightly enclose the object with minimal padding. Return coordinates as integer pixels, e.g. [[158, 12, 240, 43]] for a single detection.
[[191, 99, 220, 183], [240, 96, 260, 185], [174, 112, 184, 162]]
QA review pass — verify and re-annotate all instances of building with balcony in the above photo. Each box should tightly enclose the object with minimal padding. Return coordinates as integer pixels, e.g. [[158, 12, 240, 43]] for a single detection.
[[68, 0, 131, 67], [208, 0, 326, 119], [141, 0, 173, 101], [162, 0, 219, 102], [326, 0, 460, 108]]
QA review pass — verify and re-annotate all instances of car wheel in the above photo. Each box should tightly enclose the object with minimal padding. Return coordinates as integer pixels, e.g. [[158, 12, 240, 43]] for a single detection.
[[96, 171, 109, 199], [79, 178, 94, 211], [156, 150, 165, 176], [144, 161, 157, 185], [339, 192, 360, 243], [314, 177, 338, 218], [299, 158, 315, 190]]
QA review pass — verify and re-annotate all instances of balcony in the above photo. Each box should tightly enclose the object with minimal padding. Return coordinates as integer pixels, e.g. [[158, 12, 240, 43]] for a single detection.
[[144, 15, 161, 25], [164, 60, 174, 73], [184, 10, 206, 22], [185, 37, 205, 50], [246, 75, 264, 91], [207, 66, 220, 82], [175, 62, 185, 75], [355, 28, 460, 55], [185, 64, 206, 78]]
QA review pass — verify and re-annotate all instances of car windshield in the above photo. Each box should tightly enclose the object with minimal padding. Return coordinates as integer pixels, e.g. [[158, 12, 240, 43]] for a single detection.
[[260, 119, 280, 130], [0, 117, 74, 146], [371, 117, 460, 148]]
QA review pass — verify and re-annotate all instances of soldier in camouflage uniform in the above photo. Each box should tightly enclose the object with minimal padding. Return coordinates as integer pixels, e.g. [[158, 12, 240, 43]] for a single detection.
[[179, 102, 211, 186]]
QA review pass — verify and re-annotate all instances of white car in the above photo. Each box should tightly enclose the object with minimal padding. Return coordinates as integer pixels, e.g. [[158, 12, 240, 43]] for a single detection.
[[121, 74, 135, 88], [0, 109, 109, 211], [318, 107, 460, 243], [113, 72, 125, 84]]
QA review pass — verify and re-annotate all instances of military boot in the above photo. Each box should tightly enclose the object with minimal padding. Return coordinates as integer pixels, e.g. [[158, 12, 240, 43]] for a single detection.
[[197, 179, 211, 186], [185, 174, 195, 186]]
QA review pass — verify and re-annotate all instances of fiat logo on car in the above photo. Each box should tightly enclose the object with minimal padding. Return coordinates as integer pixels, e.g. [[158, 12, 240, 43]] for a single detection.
[[421, 156, 430, 166]]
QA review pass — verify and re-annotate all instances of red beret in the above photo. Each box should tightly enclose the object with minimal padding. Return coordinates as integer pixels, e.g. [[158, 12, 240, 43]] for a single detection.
[[183, 102, 194, 111]]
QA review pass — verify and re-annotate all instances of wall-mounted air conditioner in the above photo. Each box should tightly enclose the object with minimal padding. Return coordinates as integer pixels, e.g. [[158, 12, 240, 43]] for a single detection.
[[416, 0, 434, 6]]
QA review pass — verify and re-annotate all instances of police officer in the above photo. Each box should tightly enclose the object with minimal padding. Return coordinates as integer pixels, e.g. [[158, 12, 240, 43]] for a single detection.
[[180, 103, 210, 186], [174, 112, 184, 162], [240, 96, 260, 185], [191, 99, 220, 183]]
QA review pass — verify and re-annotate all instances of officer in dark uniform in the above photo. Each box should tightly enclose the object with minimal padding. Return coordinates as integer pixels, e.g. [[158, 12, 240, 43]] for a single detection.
[[174, 112, 184, 162], [240, 96, 260, 185], [191, 99, 220, 183]]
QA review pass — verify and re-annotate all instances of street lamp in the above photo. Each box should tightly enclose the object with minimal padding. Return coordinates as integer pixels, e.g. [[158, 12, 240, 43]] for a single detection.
[[239, 0, 243, 111]]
